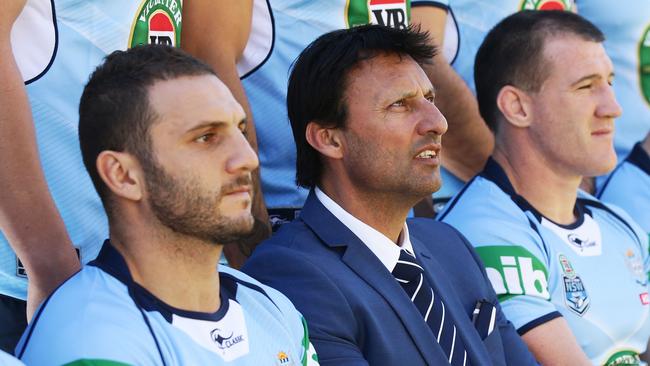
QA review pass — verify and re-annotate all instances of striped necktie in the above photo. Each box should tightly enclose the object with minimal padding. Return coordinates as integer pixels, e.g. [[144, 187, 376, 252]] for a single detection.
[[392, 249, 468, 366]]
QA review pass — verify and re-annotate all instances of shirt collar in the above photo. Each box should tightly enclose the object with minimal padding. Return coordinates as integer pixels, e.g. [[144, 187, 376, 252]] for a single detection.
[[315, 187, 413, 272]]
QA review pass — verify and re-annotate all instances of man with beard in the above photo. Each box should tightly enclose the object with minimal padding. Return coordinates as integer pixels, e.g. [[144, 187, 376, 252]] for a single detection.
[[243, 25, 536, 365], [15, 45, 318, 366]]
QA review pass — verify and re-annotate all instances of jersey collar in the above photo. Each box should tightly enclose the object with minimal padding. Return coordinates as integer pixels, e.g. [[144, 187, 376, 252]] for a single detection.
[[89, 240, 236, 323], [479, 157, 589, 228]]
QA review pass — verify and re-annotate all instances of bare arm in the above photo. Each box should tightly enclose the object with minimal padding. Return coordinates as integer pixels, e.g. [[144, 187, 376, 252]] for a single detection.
[[0, 0, 80, 319], [521, 317, 591, 365], [182, 0, 270, 267], [411, 6, 494, 181]]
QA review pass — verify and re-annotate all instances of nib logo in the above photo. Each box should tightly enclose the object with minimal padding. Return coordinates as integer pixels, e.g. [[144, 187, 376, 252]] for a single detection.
[[476, 246, 551, 300]]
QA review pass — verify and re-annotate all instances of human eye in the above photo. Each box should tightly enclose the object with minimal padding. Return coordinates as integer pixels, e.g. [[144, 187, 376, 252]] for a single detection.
[[238, 120, 249, 137], [390, 99, 406, 107], [194, 132, 217, 144], [577, 83, 593, 90]]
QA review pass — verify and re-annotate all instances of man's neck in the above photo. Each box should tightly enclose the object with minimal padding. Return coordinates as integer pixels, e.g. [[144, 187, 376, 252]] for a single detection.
[[109, 223, 222, 313], [493, 146, 580, 225], [318, 181, 413, 243]]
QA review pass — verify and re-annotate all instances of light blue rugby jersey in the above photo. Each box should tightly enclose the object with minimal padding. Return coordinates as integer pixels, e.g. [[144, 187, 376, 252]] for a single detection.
[[579, 1, 650, 161], [239, 0, 412, 210], [439, 158, 650, 366], [412, 0, 575, 212], [3, 0, 183, 300], [598, 143, 650, 236], [0, 350, 22, 366], [16, 241, 318, 366]]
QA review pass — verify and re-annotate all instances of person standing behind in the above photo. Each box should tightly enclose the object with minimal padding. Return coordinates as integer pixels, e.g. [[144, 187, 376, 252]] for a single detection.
[[243, 25, 537, 366], [16, 45, 318, 366], [439, 11, 650, 365], [0, 0, 183, 352]]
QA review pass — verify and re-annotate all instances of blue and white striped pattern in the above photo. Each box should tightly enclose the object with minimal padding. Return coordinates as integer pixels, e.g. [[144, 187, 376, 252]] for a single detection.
[[392, 249, 467, 365]]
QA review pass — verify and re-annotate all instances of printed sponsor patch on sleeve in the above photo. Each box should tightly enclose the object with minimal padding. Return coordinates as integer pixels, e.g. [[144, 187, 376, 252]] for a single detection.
[[475, 246, 550, 301]]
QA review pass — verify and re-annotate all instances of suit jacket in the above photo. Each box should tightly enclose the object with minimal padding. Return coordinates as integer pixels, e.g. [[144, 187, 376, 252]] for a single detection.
[[243, 192, 536, 365]]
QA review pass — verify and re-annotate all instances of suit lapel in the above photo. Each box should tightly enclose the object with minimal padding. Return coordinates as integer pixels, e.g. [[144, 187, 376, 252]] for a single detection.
[[300, 192, 448, 363], [410, 232, 489, 364]]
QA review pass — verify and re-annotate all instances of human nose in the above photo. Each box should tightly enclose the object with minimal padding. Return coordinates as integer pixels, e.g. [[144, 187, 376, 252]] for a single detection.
[[596, 84, 622, 120], [226, 130, 259, 174], [416, 98, 448, 137]]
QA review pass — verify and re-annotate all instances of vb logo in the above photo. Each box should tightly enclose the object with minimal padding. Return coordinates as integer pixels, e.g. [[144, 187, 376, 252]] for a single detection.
[[476, 246, 551, 300], [346, 0, 410, 29]]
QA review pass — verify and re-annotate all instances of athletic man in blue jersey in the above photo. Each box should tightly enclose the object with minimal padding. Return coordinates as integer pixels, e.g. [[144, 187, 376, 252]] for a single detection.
[[16, 45, 318, 365], [439, 11, 650, 365]]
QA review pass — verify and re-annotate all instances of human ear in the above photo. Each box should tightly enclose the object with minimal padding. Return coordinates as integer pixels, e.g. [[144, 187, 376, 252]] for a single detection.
[[305, 122, 344, 160], [96, 151, 144, 202], [496, 85, 533, 128]]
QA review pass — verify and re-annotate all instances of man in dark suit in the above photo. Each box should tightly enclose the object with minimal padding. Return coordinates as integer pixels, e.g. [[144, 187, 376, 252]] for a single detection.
[[243, 25, 536, 366]]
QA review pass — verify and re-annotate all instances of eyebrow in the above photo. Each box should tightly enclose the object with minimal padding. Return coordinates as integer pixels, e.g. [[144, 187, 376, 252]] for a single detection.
[[185, 117, 247, 134], [388, 86, 436, 101], [570, 72, 615, 87]]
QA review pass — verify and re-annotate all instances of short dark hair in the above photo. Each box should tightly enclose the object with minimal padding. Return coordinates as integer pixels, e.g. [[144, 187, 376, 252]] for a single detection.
[[78, 45, 215, 210], [287, 24, 436, 188], [474, 10, 604, 132]]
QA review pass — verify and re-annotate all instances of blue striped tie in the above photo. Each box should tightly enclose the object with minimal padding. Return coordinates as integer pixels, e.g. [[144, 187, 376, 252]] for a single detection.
[[392, 249, 468, 365]]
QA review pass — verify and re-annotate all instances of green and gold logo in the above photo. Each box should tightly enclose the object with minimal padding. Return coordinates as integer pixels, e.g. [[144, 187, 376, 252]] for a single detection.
[[129, 0, 182, 48], [346, 0, 410, 29], [520, 0, 573, 11], [639, 25, 650, 106], [604, 350, 642, 366]]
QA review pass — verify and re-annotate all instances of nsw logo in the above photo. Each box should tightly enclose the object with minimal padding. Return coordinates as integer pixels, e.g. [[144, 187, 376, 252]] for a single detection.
[[563, 275, 590, 315]]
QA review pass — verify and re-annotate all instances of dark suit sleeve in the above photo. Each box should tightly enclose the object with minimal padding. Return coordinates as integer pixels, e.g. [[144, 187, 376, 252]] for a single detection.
[[243, 245, 369, 366], [451, 227, 539, 365]]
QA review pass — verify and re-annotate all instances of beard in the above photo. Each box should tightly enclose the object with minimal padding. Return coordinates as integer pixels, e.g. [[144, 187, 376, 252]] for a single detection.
[[142, 158, 255, 244]]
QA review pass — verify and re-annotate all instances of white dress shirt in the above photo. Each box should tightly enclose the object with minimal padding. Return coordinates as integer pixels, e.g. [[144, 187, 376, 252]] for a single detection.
[[315, 187, 415, 273]]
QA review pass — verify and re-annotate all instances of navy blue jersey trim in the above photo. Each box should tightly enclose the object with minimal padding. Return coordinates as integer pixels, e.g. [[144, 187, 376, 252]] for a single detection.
[[579, 198, 642, 249], [436, 175, 477, 221], [481, 158, 588, 227], [626, 142, 650, 176], [595, 163, 621, 199], [130, 287, 167, 366], [517, 311, 562, 336], [411, 1, 449, 10], [598, 143, 649, 199], [16, 268, 81, 358], [447, 6, 460, 65], [240, 0, 275, 80], [24, 0, 59, 85], [220, 272, 281, 313]]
